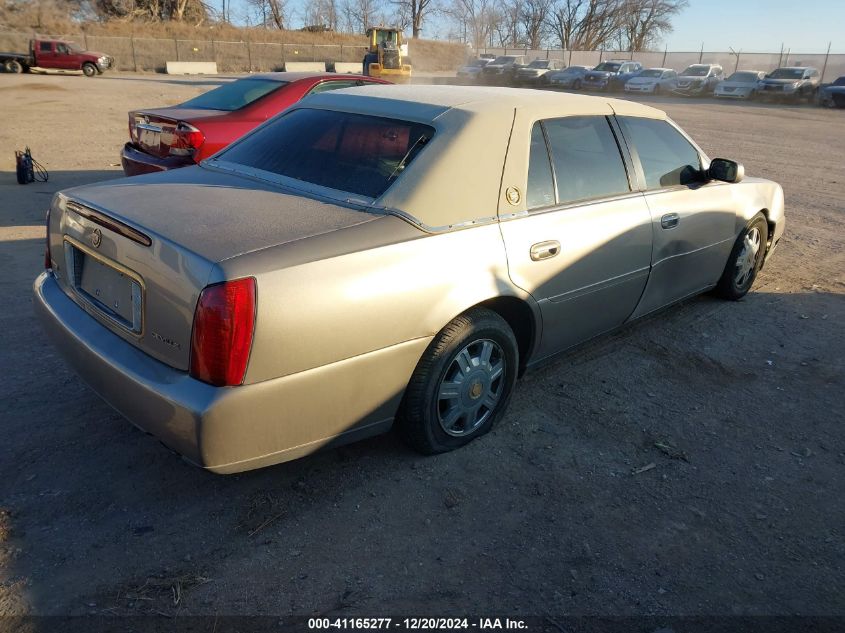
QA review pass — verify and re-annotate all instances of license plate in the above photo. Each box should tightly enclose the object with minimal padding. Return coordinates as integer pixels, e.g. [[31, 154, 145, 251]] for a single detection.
[[64, 241, 143, 333], [138, 127, 160, 152]]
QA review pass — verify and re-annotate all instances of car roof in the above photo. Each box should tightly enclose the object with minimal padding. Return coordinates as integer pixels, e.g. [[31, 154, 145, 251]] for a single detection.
[[301, 84, 664, 120], [774, 66, 817, 71], [642, 67, 673, 72]]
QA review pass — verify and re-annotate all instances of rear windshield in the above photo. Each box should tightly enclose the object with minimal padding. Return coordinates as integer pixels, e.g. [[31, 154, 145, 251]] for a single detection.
[[217, 109, 435, 199], [180, 78, 286, 111], [528, 60, 550, 68], [681, 66, 709, 76], [638, 69, 663, 78], [594, 62, 621, 72], [727, 71, 760, 82], [835, 76, 845, 86], [491, 56, 516, 64]]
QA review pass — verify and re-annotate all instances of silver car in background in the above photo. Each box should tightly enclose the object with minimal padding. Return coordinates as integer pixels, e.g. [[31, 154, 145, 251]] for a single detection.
[[456, 58, 490, 83], [714, 70, 767, 99], [624, 68, 678, 94], [514, 59, 564, 86], [674, 64, 725, 95], [34, 86, 785, 473], [545, 65, 590, 89]]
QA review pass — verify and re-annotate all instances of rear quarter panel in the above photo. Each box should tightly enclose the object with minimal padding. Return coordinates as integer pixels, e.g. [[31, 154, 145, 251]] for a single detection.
[[215, 216, 531, 384]]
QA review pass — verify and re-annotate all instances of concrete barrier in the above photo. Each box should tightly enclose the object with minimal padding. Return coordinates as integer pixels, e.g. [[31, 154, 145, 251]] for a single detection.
[[165, 61, 218, 75], [284, 61, 327, 72], [333, 62, 364, 74]]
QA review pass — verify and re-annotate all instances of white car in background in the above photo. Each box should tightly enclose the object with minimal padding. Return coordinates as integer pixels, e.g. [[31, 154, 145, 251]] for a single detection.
[[624, 68, 678, 94], [715, 70, 767, 100]]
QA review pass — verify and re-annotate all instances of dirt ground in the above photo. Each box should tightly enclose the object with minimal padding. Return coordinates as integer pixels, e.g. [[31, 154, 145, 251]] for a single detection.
[[0, 72, 843, 622]]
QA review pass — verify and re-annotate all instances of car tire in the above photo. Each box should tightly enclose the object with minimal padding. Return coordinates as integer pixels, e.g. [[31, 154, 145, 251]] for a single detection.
[[653, 84, 662, 95], [5, 59, 23, 74], [82, 63, 97, 77], [397, 307, 519, 455], [714, 213, 769, 300], [573, 78, 582, 90]]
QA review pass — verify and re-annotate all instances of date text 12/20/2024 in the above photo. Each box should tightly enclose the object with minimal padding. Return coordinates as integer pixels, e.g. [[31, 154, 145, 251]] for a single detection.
[[308, 618, 528, 630]]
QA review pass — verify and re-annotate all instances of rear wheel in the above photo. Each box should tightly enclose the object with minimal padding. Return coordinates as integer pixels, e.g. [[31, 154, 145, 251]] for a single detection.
[[573, 78, 582, 90], [653, 83, 662, 95], [714, 213, 768, 300], [397, 307, 518, 455], [5, 59, 23, 74], [82, 63, 97, 77]]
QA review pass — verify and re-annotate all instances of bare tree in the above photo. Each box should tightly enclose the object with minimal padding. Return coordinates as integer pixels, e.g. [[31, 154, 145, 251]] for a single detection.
[[493, 0, 522, 46], [519, 0, 550, 49], [390, 0, 435, 38], [444, 0, 499, 48], [620, 0, 686, 50], [547, 0, 624, 50]]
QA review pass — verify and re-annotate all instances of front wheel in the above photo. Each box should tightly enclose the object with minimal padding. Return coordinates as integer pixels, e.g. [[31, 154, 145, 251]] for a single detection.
[[82, 63, 97, 77], [397, 307, 518, 455], [714, 213, 769, 300], [573, 78, 582, 90]]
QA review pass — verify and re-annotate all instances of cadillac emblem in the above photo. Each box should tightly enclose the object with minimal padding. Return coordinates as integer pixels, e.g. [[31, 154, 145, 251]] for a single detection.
[[91, 228, 102, 248]]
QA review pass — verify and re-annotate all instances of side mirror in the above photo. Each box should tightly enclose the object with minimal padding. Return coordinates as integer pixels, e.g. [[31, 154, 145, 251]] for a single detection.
[[708, 158, 744, 183]]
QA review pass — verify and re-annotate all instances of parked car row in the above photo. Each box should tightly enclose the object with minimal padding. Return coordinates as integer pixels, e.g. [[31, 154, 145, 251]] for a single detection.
[[456, 56, 842, 106]]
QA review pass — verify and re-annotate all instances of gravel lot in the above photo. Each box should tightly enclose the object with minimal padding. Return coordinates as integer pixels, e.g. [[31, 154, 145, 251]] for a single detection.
[[0, 72, 843, 620]]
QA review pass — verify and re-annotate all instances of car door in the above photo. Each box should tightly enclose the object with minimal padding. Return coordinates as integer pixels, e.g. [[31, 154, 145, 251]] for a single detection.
[[54, 42, 76, 70], [36, 41, 59, 68], [617, 116, 738, 318], [498, 114, 653, 360]]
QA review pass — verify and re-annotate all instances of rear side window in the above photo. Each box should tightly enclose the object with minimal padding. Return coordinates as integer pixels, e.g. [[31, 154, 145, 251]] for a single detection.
[[219, 108, 434, 199], [39, 41, 52, 52], [527, 123, 555, 209], [619, 117, 702, 189], [180, 78, 286, 111], [543, 116, 630, 204], [307, 80, 362, 95]]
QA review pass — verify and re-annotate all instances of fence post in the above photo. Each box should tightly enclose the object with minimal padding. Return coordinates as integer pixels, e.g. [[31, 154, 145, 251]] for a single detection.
[[599, 47, 604, 62], [247, 41, 252, 72], [568, 49, 572, 66], [174, 38, 179, 61], [83, 33, 88, 49], [211, 39, 216, 65], [662, 44, 667, 67], [699, 42, 703, 63], [820, 41, 831, 82], [130, 36, 137, 72], [340, 44, 344, 62], [313, 43, 317, 62], [777, 43, 783, 68]]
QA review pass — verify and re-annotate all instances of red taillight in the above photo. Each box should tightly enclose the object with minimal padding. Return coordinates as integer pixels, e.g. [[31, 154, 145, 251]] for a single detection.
[[44, 206, 51, 270], [189, 278, 256, 387], [170, 121, 205, 157], [128, 113, 138, 143]]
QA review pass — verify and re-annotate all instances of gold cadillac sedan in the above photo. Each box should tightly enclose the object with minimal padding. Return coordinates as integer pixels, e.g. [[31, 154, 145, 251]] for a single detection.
[[34, 85, 785, 473]]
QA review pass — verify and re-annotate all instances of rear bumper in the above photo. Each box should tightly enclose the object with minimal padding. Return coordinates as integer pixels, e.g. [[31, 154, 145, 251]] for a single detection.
[[121, 142, 194, 177], [34, 271, 428, 473]]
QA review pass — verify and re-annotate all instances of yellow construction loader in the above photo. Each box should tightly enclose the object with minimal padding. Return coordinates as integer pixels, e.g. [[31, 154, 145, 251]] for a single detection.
[[362, 27, 412, 83]]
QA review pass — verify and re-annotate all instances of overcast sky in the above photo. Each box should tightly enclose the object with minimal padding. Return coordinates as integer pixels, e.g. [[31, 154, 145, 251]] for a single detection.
[[225, 0, 843, 53]]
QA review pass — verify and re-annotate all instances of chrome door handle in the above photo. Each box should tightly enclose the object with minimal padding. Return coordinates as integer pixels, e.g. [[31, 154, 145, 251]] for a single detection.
[[661, 213, 680, 229], [530, 240, 561, 261]]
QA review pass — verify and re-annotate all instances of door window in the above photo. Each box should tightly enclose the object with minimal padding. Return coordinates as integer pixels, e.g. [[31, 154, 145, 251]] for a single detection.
[[39, 41, 52, 52], [619, 117, 702, 189], [543, 116, 630, 204]]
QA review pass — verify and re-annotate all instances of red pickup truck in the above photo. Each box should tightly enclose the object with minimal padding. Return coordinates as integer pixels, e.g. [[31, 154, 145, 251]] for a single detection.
[[0, 39, 114, 76]]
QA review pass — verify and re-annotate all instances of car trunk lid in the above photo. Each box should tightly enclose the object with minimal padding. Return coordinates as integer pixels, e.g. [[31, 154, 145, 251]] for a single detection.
[[48, 167, 380, 370], [129, 108, 226, 159]]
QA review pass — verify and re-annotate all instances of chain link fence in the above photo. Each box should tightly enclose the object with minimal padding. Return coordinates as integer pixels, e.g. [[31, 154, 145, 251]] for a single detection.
[[479, 46, 845, 82]]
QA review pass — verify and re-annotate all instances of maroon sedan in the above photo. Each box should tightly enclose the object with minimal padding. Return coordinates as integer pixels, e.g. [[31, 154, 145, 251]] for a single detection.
[[121, 72, 391, 176]]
